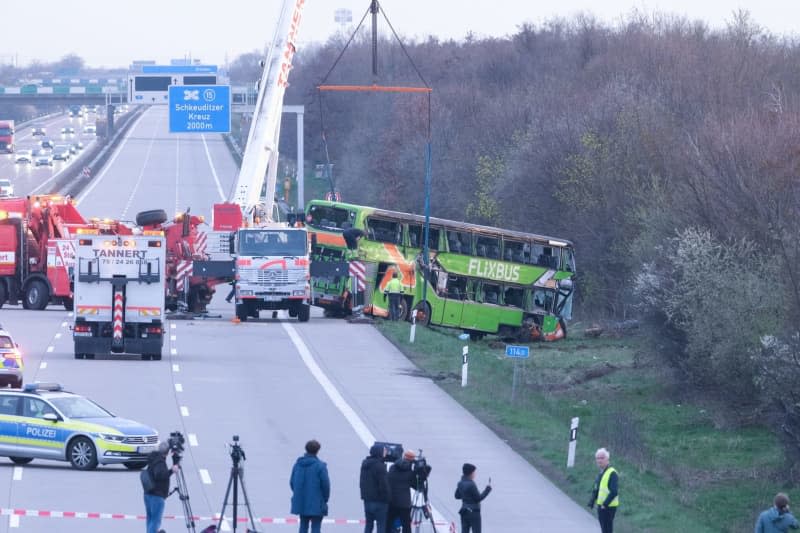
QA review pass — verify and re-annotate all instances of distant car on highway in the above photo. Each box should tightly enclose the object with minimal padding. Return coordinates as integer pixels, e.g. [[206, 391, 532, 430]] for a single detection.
[[60, 126, 75, 137], [69, 141, 84, 154], [39, 138, 54, 150], [52, 145, 72, 161], [0, 327, 23, 388], [0, 383, 159, 470], [14, 150, 33, 164], [31, 126, 46, 137], [0, 179, 13, 197], [82, 124, 96, 135], [33, 149, 53, 167]]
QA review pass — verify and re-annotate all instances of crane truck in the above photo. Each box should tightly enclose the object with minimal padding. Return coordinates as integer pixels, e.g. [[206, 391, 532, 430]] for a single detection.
[[193, 0, 312, 322]]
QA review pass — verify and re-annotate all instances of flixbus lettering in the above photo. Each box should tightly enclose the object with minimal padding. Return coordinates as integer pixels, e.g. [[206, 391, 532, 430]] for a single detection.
[[467, 258, 520, 282]]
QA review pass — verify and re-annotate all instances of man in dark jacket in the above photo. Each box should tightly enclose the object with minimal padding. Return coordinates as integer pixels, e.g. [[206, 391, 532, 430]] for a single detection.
[[387, 449, 431, 533], [454, 463, 491, 533], [755, 492, 800, 533], [290, 439, 331, 533], [144, 441, 178, 533], [360, 444, 390, 533]]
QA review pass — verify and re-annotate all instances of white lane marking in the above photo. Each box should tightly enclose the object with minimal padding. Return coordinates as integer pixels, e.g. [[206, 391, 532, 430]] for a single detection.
[[171, 335, 176, 341], [171, 323, 176, 329], [119, 131, 159, 219], [39, 362, 47, 370], [171, 348, 177, 356], [61, 322, 67, 327], [201, 134, 226, 201], [283, 322, 448, 524], [282, 323, 373, 445], [46, 346, 54, 353], [188, 433, 198, 447], [9, 514, 18, 528], [180, 406, 189, 417], [199, 469, 212, 484], [28, 160, 74, 195], [172, 364, 180, 373], [55, 333, 61, 339], [12, 467, 22, 481], [76, 110, 147, 205], [174, 383, 183, 392]]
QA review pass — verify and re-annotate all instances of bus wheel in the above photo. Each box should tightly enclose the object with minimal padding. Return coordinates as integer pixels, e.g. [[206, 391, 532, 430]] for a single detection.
[[398, 298, 410, 321], [414, 302, 431, 326]]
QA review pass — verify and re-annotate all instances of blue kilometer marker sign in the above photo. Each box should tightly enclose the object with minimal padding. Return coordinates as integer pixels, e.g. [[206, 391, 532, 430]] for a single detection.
[[168, 85, 231, 133], [505, 345, 530, 358]]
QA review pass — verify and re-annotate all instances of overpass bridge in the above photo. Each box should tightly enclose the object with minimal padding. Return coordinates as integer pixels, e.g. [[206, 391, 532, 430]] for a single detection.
[[0, 85, 257, 111]]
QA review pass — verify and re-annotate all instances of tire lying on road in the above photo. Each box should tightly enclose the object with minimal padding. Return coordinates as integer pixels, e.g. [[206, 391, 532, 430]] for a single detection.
[[135, 209, 168, 227]]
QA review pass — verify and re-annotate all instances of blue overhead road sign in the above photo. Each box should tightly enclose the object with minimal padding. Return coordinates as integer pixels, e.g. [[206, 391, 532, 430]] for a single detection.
[[169, 85, 230, 133], [505, 345, 530, 358]]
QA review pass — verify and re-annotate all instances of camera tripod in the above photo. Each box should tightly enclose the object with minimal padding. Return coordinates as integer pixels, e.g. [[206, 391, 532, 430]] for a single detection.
[[215, 437, 259, 532], [169, 460, 197, 533], [410, 478, 437, 533]]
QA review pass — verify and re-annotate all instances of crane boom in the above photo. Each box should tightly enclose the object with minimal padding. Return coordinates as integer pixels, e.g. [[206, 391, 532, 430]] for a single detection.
[[231, 0, 305, 222]]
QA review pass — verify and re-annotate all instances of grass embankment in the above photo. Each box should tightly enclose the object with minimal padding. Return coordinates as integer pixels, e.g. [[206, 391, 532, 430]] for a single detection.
[[375, 320, 788, 532]]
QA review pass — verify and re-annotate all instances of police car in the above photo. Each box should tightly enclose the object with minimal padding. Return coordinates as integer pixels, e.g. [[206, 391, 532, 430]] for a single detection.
[[0, 383, 158, 470], [0, 328, 23, 388]]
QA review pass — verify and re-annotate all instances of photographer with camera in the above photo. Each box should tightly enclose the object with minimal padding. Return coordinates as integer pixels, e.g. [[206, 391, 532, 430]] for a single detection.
[[386, 450, 431, 533], [360, 444, 391, 533], [143, 440, 180, 533]]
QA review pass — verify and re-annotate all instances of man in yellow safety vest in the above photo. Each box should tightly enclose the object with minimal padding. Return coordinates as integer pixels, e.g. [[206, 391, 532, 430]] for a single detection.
[[384, 272, 402, 321], [588, 447, 619, 533]]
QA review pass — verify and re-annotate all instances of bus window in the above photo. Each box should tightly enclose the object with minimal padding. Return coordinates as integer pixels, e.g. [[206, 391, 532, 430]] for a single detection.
[[447, 230, 472, 254], [446, 275, 467, 300], [407, 224, 440, 250], [307, 204, 354, 231], [531, 241, 560, 269], [503, 239, 525, 263], [531, 288, 554, 312], [563, 247, 576, 272], [476, 235, 500, 259], [366, 218, 401, 244], [482, 282, 501, 304], [503, 286, 524, 308]]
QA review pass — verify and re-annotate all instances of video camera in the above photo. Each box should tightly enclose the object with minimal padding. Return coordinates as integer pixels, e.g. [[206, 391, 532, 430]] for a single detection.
[[168, 431, 185, 454], [228, 435, 246, 464]]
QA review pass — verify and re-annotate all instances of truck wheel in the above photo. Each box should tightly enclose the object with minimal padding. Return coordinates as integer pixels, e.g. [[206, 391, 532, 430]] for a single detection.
[[298, 303, 310, 322], [288, 305, 298, 318], [135, 209, 168, 226], [63, 297, 74, 311], [235, 303, 248, 322], [25, 280, 48, 310], [0, 283, 6, 309], [74, 353, 84, 360]]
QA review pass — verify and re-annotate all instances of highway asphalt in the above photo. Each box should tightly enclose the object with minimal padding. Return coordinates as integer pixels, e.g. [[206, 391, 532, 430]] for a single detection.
[[0, 106, 598, 532]]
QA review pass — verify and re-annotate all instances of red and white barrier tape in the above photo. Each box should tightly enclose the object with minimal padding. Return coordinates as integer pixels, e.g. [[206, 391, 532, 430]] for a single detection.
[[0, 508, 453, 527]]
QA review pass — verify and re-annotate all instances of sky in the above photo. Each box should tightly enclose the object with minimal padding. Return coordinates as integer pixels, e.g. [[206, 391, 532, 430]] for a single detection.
[[1, 0, 799, 69]]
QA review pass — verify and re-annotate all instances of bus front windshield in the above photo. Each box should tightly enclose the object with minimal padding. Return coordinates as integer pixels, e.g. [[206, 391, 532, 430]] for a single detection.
[[238, 230, 307, 257]]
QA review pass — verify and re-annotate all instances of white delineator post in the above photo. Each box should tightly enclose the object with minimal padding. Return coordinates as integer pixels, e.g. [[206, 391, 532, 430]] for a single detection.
[[409, 309, 417, 343], [461, 344, 469, 387], [567, 416, 579, 468]]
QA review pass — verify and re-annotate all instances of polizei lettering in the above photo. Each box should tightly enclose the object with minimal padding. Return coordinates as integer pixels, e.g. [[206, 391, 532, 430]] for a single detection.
[[467, 258, 521, 283], [26, 426, 56, 439], [93, 249, 148, 259]]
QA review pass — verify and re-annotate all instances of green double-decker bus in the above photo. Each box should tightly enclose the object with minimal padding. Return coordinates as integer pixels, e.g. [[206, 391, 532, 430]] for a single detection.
[[306, 199, 575, 341]]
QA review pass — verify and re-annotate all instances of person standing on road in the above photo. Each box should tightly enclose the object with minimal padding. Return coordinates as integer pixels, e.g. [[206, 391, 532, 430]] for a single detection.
[[290, 439, 331, 533], [455, 463, 491, 533], [143, 441, 179, 533], [588, 448, 619, 533], [755, 493, 799, 533], [384, 272, 402, 321], [387, 449, 432, 533], [360, 444, 391, 533]]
